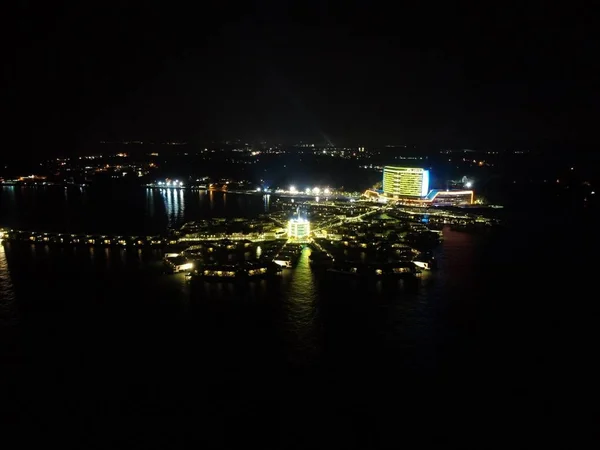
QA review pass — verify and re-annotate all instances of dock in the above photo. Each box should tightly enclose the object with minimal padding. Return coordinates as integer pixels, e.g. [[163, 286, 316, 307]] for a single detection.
[[0, 229, 176, 248]]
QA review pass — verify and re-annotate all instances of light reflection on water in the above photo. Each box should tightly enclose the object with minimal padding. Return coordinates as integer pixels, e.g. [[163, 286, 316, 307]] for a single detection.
[[0, 242, 16, 326], [1, 186, 272, 235], [146, 188, 156, 218], [0, 186, 17, 225], [159, 188, 185, 229], [104, 248, 111, 270], [0, 188, 505, 391], [281, 247, 321, 365], [119, 248, 127, 265]]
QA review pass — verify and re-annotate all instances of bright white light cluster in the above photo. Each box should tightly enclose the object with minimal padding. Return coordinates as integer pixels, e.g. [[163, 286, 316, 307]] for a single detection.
[[288, 186, 331, 195], [157, 180, 184, 187]]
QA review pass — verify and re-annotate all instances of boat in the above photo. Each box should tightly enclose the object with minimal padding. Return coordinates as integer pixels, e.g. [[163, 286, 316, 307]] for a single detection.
[[272, 245, 302, 268], [273, 257, 293, 268], [413, 251, 438, 270], [163, 255, 194, 273]]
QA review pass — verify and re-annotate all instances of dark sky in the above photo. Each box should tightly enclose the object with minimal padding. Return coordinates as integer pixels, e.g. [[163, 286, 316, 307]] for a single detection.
[[5, 2, 598, 156]]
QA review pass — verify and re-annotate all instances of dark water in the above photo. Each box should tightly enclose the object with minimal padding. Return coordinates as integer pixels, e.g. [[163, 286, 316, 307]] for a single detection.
[[0, 184, 271, 234], [1, 186, 597, 447]]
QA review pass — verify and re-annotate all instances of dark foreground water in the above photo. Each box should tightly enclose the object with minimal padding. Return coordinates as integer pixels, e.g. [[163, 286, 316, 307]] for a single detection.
[[1, 186, 597, 447]]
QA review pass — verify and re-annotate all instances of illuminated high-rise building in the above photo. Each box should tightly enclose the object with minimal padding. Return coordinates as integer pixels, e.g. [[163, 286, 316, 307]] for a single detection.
[[287, 218, 310, 239], [287, 206, 310, 239], [383, 166, 429, 197]]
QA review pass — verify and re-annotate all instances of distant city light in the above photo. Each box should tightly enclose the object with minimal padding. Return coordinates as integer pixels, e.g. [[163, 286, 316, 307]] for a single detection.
[[324, 188, 331, 195], [464, 181, 473, 188], [289, 186, 297, 194], [305, 188, 311, 195], [312, 187, 321, 195]]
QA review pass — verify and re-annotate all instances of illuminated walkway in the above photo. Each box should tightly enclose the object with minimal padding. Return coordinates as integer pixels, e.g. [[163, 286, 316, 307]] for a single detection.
[[310, 207, 381, 234]]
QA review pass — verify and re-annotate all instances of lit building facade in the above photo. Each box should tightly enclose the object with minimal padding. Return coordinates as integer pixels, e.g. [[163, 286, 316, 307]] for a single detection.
[[368, 166, 473, 206], [363, 188, 474, 206], [383, 166, 429, 197], [287, 218, 310, 239], [424, 189, 474, 206]]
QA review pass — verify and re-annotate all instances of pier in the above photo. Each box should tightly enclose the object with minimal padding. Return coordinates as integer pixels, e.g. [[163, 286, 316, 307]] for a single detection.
[[0, 228, 286, 247], [0, 229, 176, 247]]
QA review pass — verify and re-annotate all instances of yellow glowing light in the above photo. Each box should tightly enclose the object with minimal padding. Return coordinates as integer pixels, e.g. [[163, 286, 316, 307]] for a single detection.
[[382, 166, 429, 197], [287, 219, 311, 238]]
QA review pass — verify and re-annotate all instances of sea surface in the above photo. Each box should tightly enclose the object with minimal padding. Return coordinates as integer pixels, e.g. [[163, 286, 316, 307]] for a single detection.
[[0, 185, 596, 447]]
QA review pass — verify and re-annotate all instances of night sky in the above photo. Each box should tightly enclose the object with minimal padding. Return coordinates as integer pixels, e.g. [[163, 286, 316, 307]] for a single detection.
[[6, 2, 598, 156]]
